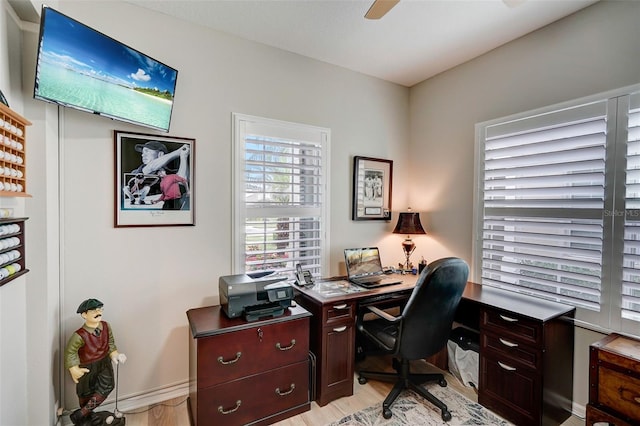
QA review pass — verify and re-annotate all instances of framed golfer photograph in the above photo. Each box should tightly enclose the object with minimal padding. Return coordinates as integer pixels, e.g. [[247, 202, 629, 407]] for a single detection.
[[352, 156, 393, 221], [114, 131, 195, 227]]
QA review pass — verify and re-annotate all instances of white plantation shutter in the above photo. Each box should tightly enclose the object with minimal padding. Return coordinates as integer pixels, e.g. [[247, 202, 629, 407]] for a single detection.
[[622, 92, 640, 325], [476, 85, 640, 333], [233, 114, 330, 278], [480, 101, 608, 310]]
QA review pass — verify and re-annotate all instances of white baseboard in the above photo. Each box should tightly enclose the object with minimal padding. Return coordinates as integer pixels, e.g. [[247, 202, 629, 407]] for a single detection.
[[62, 381, 189, 426], [100, 380, 189, 413], [571, 401, 586, 419]]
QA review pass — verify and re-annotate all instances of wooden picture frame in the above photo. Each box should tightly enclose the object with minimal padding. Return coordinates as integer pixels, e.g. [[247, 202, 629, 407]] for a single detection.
[[114, 131, 194, 227], [352, 156, 393, 221]]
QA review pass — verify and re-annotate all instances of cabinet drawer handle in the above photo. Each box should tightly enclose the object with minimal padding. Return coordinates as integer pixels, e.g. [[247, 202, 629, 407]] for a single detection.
[[499, 314, 518, 323], [276, 339, 296, 351], [217, 352, 242, 365], [333, 303, 348, 310], [218, 400, 241, 414], [499, 338, 518, 348], [275, 383, 296, 396], [498, 361, 517, 371], [333, 326, 347, 332]]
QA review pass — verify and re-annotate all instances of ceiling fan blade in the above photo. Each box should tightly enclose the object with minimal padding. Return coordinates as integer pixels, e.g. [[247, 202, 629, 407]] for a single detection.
[[365, 0, 400, 20]]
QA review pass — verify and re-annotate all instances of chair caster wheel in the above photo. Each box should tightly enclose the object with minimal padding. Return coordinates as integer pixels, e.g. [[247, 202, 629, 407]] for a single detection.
[[383, 408, 392, 419], [439, 378, 447, 387], [441, 410, 452, 421], [358, 376, 367, 385]]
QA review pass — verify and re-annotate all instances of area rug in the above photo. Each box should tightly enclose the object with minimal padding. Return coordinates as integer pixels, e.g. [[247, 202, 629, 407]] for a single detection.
[[326, 384, 513, 426]]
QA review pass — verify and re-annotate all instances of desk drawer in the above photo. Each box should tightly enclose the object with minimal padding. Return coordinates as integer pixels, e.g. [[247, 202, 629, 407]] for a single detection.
[[196, 317, 309, 389], [479, 353, 541, 426], [481, 308, 542, 347], [323, 301, 355, 325], [196, 359, 309, 426], [482, 329, 541, 371]]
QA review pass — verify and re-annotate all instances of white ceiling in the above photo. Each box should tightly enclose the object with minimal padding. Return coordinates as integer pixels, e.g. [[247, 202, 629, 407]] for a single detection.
[[126, 0, 599, 87]]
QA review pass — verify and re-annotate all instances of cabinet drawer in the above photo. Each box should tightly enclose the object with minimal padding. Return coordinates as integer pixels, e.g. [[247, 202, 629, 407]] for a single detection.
[[196, 317, 309, 389], [482, 329, 541, 371], [595, 365, 640, 421], [481, 308, 541, 347], [323, 301, 355, 325], [479, 354, 541, 426], [196, 359, 309, 426]]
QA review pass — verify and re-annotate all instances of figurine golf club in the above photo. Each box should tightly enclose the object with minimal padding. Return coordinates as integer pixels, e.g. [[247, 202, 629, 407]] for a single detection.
[[64, 298, 126, 425]]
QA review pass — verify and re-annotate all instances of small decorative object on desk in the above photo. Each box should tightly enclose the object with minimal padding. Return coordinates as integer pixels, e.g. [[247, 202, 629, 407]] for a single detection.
[[419, 257, 428, 274]]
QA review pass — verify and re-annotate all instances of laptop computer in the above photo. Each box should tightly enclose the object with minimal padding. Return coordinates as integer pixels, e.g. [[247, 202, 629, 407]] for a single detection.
[[344, 247, 402, 288]]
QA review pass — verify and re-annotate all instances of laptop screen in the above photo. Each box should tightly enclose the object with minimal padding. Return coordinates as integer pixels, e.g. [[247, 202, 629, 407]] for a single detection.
[[344, 247, 384, 278]]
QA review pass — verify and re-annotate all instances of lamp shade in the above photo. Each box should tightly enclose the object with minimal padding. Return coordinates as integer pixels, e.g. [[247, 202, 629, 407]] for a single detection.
[[392, 212, 426, 235]]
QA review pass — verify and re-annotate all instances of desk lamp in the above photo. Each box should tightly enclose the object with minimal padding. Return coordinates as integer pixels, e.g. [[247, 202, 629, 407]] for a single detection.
[[392, 209, 426, 270]]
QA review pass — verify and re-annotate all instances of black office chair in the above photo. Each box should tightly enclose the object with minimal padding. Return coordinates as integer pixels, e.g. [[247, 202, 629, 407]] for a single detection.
[[356, 257, 469, 421]]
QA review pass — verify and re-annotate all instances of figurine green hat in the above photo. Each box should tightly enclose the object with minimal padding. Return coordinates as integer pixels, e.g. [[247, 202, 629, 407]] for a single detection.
[[76, 298, 104, 314]]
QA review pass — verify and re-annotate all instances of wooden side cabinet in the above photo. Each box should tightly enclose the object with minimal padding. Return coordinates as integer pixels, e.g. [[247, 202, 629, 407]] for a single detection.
[[187, 305, 311, 426], [478, 305, 574, 426], [295, 293, 356, 406], [586, 333, 640, 426]]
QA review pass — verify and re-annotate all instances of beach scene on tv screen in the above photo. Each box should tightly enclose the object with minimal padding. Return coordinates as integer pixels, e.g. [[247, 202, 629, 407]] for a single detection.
[[35, 8, 177, 131]]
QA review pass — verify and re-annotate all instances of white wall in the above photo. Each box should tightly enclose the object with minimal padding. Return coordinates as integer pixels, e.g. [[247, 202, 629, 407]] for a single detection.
[[0, 2, 29, 425], [408, 0, 640, 414], [43, 0, 410, 415]]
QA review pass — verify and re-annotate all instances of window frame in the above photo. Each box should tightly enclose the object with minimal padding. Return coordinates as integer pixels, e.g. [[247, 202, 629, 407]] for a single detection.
[[232, 113, 331, 278], [473, 83, 640, 336]]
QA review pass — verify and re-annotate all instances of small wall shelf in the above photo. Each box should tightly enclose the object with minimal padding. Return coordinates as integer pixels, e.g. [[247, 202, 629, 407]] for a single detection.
[[0, 217, 29, 287], [0, 103, 30, 197]]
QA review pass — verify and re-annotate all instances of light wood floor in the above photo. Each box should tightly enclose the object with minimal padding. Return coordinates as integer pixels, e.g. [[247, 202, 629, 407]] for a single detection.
[[120, 356, 585, 426]]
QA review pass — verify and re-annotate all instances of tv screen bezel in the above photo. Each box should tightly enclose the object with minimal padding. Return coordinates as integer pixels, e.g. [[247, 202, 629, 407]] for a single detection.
[[33, 5, 178, 133]]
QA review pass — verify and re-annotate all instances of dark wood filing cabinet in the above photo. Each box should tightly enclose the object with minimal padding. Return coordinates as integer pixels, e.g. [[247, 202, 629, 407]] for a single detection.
[[186, 305, 311, 426], [586, 333, 640, 426], [477, 304, 574, 426]]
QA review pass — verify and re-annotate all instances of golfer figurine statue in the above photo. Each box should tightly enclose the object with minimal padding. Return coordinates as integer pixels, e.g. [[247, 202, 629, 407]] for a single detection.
[[64, 298, 126, 425]]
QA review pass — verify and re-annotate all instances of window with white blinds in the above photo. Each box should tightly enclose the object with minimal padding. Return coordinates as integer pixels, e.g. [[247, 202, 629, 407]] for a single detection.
[[232, 114, 330, 279], [622, 92, 640, 324], [475, 85, 640, 334]]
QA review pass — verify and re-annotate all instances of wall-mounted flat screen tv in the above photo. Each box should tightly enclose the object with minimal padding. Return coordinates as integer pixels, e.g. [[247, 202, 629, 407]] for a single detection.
[[34, 6, 178, 132]]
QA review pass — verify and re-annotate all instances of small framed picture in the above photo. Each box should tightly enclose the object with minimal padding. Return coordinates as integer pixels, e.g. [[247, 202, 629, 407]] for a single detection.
[[352, 156, 393, 221], [114, 131, 195, 227]]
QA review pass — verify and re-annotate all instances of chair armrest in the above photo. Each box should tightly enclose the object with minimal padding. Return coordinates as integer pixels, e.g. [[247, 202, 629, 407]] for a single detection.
[[365, 305, 401, 323]]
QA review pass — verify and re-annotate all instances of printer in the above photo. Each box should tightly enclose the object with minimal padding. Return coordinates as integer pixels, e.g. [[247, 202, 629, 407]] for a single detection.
[[219, 273, 294, 321]]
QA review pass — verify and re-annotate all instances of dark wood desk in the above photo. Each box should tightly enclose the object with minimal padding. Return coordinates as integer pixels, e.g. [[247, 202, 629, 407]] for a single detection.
[[294, 275, 575, 426]]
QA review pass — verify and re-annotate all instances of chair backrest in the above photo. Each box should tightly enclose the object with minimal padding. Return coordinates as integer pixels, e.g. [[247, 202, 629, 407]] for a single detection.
[[398, 257, 469, 360]]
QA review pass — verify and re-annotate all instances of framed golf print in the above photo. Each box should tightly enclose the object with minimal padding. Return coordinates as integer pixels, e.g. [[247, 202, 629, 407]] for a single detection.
[[352, 156, 393, 221], [114, 131, 195, 227]]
